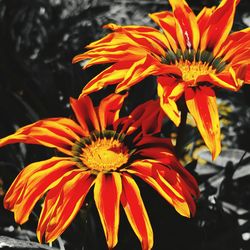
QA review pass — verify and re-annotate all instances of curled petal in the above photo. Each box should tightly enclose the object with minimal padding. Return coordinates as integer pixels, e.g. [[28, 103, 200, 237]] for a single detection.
[[4, 157, 76, 224], [74, 44, 146, 69], [84, 32, 137, 49], [157, 76, 186, 126], [38, 171, 94, 243], [185, 86, 221, 159], [235, 64, 250, 84], [121, 173, 153, 250], [80, 62, 133, 96], [197, 68, 242, 91], [94, 173, 122, 249]]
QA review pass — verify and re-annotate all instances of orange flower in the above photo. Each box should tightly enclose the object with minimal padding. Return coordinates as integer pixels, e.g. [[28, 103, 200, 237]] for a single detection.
[[73, 0, 250, 160], [0, 94, 199, 250]]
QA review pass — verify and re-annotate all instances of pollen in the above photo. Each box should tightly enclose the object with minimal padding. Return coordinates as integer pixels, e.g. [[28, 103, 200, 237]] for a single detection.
[[80, 137, 129, 172], [177, 61, 215, 83]]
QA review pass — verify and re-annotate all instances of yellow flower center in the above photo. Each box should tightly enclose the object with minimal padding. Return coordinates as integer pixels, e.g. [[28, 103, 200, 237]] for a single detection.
[[177, 61, 215, 83], [80, 138, 128, 172], [162, 49, 228, 83], [72, 131, 129, 173]]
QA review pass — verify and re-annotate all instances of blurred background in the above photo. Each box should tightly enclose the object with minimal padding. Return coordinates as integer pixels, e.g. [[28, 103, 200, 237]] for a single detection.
[[0, 0, 250, 249]]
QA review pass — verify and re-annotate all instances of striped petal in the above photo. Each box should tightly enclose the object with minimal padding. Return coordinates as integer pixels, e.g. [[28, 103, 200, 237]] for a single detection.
[[115, 55, 180, 93], [127, 160, 196, 217], [70, 95, 100, 132], [104, 23, 167, 56], [169, 0, 200, 51], [98, 93, 128, 130], [0, 118, 84, 155], [4, 157, 76, 224], [185, 86, 221, 159], [149, 11, 178, 52], [121, 173, 153, 250], [197, 6, 216, 36], [133, 136, 199, 198], [157, 76, 185, 126], [94, 172, 122, 249], [197, 68, 242, 91], [200, 0, 237, 54], [216, 27, 250, 60], [115, 99, 164, 136], [74, 44, 146, 69], [38, 171, 94, 243], [80, 62, 133, 96]]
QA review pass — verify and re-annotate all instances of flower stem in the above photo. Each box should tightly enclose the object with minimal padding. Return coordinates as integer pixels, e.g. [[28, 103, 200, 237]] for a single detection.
[[175, 103, 188, 158]]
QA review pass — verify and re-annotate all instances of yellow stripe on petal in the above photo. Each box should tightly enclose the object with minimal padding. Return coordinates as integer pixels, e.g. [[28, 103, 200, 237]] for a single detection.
[[80, 62, 132, 96], [157, 76, 185, 126], [200, 0, 237, 54], [149, 11, 178, 52], [94, 172, 122, 249], [185, 87, 221, 159], [98, 93, 127, 130], [70, 96, 100, 132], [169, 0, 200, 51], [4, 158, 76, 224], [121, 173, 153, 250], [44, 171, 94, 243]]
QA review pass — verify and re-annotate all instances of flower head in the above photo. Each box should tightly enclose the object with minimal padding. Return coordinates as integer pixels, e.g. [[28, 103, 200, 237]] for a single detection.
[[0, 94, 199, 250], [73, 0, 250, 159]]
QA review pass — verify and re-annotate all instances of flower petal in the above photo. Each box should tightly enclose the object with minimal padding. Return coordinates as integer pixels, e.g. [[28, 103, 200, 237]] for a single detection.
[[115, 99, 164, 136], [121, 173, 153, 250], [235, 64, 250, 84], [169, 0, 200, 51], [197, 68, 242, 91], [157, 76, 185, 126], [104, 23, 168, 56], [185, 86, 221, 159], [38, 171, 94, 243], [197, 6, 216, 36], [149, 11, 178, 52], [133, 137, 199, 198], [216, 27, 250, 61], [4, 157, 76, 224], [200, 0, 237, 54], [70, 95, 100, 132], [74, 44, 146, 69], [127, 161, 195, 217], [115, 55, 180, 93], [94, 172, 122, 249], [80, 62, 133, 96], [0, 118, 84, 155], [98, 93, 128, 130]]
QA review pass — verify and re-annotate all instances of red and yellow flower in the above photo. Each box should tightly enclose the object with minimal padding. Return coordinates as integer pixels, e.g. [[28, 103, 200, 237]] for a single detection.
[[0, 94, 199, 249], [73, 0, 250, 160]]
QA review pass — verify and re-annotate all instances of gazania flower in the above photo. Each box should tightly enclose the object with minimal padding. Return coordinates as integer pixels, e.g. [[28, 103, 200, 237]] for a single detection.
[[0, 94, 199, 250], [73, 0, 250, 160]]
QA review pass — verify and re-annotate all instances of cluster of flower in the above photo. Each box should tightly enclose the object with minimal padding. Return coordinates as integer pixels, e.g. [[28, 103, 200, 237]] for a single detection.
[[0, 0, 249, 249]]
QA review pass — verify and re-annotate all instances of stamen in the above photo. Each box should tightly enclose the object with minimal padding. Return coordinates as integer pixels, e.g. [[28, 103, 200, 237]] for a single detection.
[[162, 49, 228, 84], [177, 60, 216, 83], [71, 130, 128, 172]]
